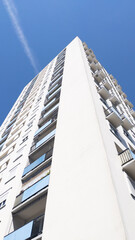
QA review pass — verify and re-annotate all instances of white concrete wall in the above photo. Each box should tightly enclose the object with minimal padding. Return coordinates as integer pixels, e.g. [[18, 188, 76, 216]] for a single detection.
[[0, 61, 56, 240], [43, 37, 126, 240]]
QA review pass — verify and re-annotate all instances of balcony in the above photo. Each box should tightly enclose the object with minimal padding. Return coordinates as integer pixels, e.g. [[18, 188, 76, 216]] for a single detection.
[[35, 117, 56, 137], [89, 49, 95, 58], [130, 109, 135, 118], [83, 42, 88, 50], [85, 49, 90, 56], [105, 106, 122, 128], [49, 76, 62, 90], [42, 96, 59, 116], [4, 123, 14, 134], [48, 81, 62, 97], [116, 85, 122, 94], [51, 71, 63, 84], [54, 61, 64, 72], [7, 118, 17, 128], [36, 129, 56, 148], [0, 142, 4, 151], [97, 85, 111, 100], [4, 214, 44, 240], [22, 149, 53, 178], [38, 103, 59, 126], [55, 58, 65, 68], [102, 79, 112, 90], [0, 134, 8, 145], [121, 114, 134, 131], [93, 70, 106, 83], [112, 79, 117, 86], [29, 128, 55, 160], [109, 93, 120, 106], [53, 66, 64, 78], [121, 92, 127, 99], [110, 75, 118, 86], [42, 98, 56, 112], [14, 175, 49, 207], [52, 67, 64, 79], [87, 55, 97, 64], [47, 87, 61, 101], [90, 62, 101, 72], [123, 98, 133, 108], [119, 149, 135, 180]]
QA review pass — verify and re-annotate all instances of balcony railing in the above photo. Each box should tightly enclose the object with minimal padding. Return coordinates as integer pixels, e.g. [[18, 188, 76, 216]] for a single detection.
[[55, 58, 65, 69], [130, 109, 135, 118], [39, 104, 59, 123], [90, 62, 101, 72], [51, 72, 62, 83], [7, 117, 17, 128], [97, 85, 111, 100], [116, 85, 122, 94], [123, 97, 134, 108], [47, 86, 61, 101], [42, 98, 56, 113], [102, 79, 112, 90], [14, 175, 50, 207], [35, 119, 52, 136], [0, 142, 4, 151], [0, 134, 8, 144], [105, 106, 122, 128], [93, 70, 106, 83], [119, 149, 135, 180], [48, 79, 62, 95], [23, 148, 53, 177], [120, 149, 135, 165], [53, 63, 64, 74], [109, 93, 120, 106], [51, 70, 63, 83], [35, 116, 57, 138], [36, 129, 56, 148], [52, 67, 64, 79], [4, 214, 44, 240], [121, 114, 134, 131], [31, 129, 56, 153]]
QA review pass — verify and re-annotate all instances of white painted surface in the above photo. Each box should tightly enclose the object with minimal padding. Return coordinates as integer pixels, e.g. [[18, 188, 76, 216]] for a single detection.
[[43, 37, 126, 240]]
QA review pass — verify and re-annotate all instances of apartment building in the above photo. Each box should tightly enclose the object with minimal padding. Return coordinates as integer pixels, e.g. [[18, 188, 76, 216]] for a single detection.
[[0, 37, 135, 240]]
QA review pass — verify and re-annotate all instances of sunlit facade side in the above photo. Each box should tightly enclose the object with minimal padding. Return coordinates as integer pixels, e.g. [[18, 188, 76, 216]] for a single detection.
[[0, 37, 135, 240]]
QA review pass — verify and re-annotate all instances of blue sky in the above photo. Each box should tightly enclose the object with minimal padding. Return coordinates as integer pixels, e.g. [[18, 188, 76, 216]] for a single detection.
[[0, 0, 135, 125]]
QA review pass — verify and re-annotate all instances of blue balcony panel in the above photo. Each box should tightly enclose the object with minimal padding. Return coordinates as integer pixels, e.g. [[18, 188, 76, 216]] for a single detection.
[[23, 154, 45, 177], [36, 129, 56, 148], [48, 87, 61, 100], [35, 119, 52, 136], [42, 104, 59, 120], [22, 175, 50, 202], [4, 221, 33, 240], [42, 98, 56, 113]]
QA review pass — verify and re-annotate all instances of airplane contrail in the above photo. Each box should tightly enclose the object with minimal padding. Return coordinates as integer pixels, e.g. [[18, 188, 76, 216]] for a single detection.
[[3, 0, 38, 73]]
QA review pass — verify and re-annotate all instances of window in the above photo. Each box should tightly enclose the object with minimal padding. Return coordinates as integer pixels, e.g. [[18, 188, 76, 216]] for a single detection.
[[20, 136, 28, 145], [0, 200, 6, 209], [0, 190, 10, 209]]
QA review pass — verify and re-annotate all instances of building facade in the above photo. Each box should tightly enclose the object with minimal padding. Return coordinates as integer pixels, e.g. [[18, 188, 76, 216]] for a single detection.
[[0, 37, 135, 240]]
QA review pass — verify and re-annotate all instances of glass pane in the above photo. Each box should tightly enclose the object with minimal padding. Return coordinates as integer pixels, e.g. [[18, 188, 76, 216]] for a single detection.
[[36, 129, 56, 148], [23, 154, 45, 176], [4, 221, 33, 240], [35, 119, 52, 136], [43, 104, 59, 119], [22, 175, 50, 202]]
